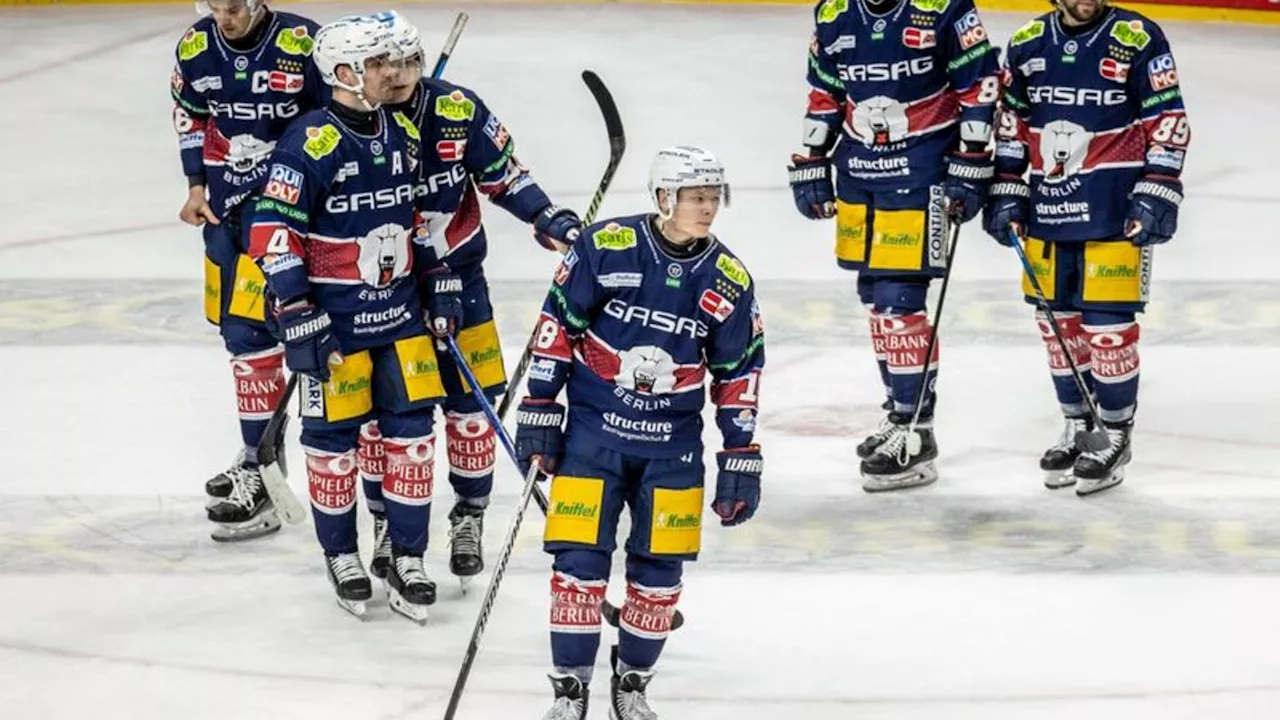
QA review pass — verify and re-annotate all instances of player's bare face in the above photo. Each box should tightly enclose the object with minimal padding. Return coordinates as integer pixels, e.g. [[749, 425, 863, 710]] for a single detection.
[[208, 0, 255, 40], [1058, 0, 1102, 24], [670, 186, 722, 240], [359, 55, 401, 105], [390, 54, 424, 104]]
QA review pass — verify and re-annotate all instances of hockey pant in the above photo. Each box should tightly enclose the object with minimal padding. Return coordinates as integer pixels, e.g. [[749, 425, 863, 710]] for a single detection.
[[543, 439, 702, 683]]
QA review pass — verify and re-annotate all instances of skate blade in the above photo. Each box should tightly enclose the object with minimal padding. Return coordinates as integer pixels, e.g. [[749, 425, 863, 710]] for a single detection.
[[260, 462, 307, 525], [209, 515, 282, 543], [862, 462, 938, 493], [1075, 469, 1125, 496], [1043, 469, 1077, 489], [458, 575, 474, 595], [336, 597, 369, 619], [388, 592, 430, 625]]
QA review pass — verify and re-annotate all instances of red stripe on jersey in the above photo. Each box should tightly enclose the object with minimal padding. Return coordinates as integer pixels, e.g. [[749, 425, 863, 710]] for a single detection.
[[712, 370, 760, 410], [905, 89, 959, 137], [446, 182, 483, 253], [249, 222, 306, 260], [530, 312, 574, 363], [576, 332, 621, 382], [305, 237, 362, 284], [1029, 124, 1146, 177], [807, 88, 841, 116], [955, 75, 997, 109], [203, 119, 230, 165], [672, 365, 707, 393]]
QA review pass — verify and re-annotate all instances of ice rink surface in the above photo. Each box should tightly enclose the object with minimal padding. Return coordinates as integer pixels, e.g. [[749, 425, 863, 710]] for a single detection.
[[1, 4, 1279, 718]]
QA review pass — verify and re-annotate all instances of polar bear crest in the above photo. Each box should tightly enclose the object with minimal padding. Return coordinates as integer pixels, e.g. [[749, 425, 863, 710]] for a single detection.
[[616, 345, 678, 395], [356, 223, 411, 288], [1039, 120, 1093, 184], [851, 96, 909, 148]]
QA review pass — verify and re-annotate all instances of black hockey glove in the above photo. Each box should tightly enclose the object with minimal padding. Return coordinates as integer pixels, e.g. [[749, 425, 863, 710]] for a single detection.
[[533, 204, 583, 252], [515, 399, 565, 476], [943, 151, 994, 224], [423, 265, 463, 338], [713, 446, 762, 527], [983, 176, 1031, 247], [1125, 175, 1183, 246], [276, 301, 341, 382], [787, 154, 836, 220]]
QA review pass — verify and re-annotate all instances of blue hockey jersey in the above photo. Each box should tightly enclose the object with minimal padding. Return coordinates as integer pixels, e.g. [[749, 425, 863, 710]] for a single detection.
[[996, 8, 1190, 242], [805, 0, 1000, 189], [527, 215, 766, 459], [171, 12, 326, 217], [389, 78, 554, 279], [248, 107, 429, 352]]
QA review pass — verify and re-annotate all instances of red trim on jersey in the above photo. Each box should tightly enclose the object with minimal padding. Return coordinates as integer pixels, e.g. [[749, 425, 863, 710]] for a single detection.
[[712, 370, 760, 410], [248, 222, 306, 260], [807, 88, 841, 116], [304, 236, 362, 284], [530, 312, 574, 363], [1029, 124, 1146, 177]]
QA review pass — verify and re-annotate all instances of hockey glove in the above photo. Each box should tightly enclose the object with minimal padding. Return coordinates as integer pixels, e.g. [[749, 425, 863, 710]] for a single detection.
[[943, 152, 994, 224], [533, 204, 583, 253], [713, 446, 762, 527], [515, 399, 565, 476], [983, 176, 1031, 247], [423, 265, 463, 338], [276, 301, 342, 382], [1125, 175, 1183, 246], [787, 154, 836, 220]]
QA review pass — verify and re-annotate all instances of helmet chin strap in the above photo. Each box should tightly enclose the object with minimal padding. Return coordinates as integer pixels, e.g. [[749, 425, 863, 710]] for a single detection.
[[335, 69, 380, 111]]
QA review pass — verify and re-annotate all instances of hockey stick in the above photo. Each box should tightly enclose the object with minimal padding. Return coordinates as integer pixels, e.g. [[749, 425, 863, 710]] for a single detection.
[[1008, 228, 1111, 452], [429, 12, 468, 80], [494, 69, 626, 424], [254, 21, 474, 525], [900, 217, 960, 458], [256, 373, 306, 524]]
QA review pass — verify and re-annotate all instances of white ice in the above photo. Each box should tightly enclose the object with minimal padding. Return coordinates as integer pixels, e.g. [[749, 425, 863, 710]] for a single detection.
[[1, 5, 1279, 719]]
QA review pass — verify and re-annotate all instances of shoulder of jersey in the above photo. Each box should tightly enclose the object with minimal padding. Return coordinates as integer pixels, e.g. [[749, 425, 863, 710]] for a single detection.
[[1103, 7, 1166, 48], [175, 18, 217, 63], [278, 109, 345, 164], [812, 0, 852, 27], [706, 243, 754, 294], [423, 78, 484, 124], [583, 215, 648, 257], [1005, 12, 1056, 53]]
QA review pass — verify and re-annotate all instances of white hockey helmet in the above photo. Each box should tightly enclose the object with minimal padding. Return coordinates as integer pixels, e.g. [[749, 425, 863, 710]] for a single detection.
[[385, 10, 424, 63], [313, 14, 399, 96], [195, 0, 264, 18], [647, 145, 731, 219]]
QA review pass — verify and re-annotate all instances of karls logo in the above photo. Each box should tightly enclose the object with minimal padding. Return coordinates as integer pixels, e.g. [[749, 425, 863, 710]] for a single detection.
[[1028, 86, 1127, 107], [603, 298, 708, 340], [839, 56, 934, 82]]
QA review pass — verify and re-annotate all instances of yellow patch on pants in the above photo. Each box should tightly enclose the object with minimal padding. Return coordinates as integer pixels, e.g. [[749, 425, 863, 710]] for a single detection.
[[394, 335, 447, 403], [835, 200, 869, 264], [455, 319, 506, 392], [649, 487, 704, 555], [1082, 240, 1151, 304], [868, 208, 926, 271], [545, 476, 605, 545], [1020, 237, 1057, 301], [203, 256, 221, 324], [226, 254, 267, 321]]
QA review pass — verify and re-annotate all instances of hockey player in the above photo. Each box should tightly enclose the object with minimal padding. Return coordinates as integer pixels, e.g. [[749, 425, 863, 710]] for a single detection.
[[514, 147, 765, 720], [985, 0, 1189, 494], [248, 15, 443, 622], [344, 12, 584, 585], [171, 0, 326, 540], [787, 0, 1000, 490]]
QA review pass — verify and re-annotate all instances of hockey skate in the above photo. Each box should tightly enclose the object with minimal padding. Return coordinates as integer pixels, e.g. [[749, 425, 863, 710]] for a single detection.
[[204, 449, 247, 504], [207, 465, 281, 542], [860, 414, 938, 492], [325, 552, 373, 618], [609, 646, 658, 720], [541, 672, 589, 720], [856, 399, 896, 459], [1073, 422, 1131, 496], [1040, 415, 1092, 489], [385, 549, 436, 625], [448, 503, 485, 591], [369, 512, 392, 580]]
